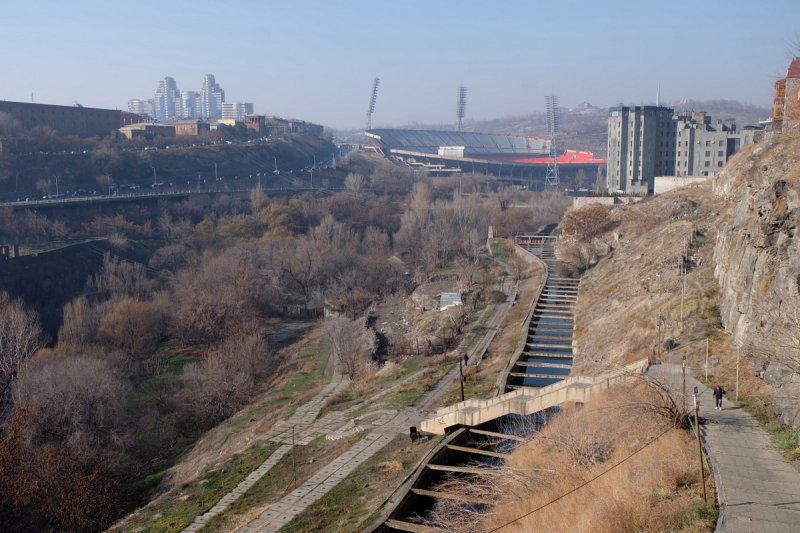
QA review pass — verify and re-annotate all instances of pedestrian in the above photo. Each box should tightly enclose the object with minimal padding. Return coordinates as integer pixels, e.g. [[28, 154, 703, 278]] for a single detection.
[[713, 385, 725, 410]]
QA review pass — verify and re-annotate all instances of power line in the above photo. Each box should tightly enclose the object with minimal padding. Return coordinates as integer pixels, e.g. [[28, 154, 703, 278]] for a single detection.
[[485, 425, 675, 532]]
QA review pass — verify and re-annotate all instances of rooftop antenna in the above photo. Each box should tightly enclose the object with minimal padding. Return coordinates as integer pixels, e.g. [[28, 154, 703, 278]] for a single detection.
[[657, 84, 661, 107], [31, 92, 34, 103], [365, 77, 380, 130], [545, 94, 560, 187], [457, 86, 467, 131]]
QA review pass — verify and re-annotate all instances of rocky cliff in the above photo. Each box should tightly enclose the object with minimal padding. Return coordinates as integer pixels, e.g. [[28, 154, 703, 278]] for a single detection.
[[714, 132, 800, 428]]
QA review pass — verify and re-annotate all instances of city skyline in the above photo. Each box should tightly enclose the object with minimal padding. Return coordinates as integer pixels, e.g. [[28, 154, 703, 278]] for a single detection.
[[1, 0, 799, 129]]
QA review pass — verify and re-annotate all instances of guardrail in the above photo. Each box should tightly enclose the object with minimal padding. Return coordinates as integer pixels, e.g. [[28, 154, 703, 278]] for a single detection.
[[0, 186, 347, 208]]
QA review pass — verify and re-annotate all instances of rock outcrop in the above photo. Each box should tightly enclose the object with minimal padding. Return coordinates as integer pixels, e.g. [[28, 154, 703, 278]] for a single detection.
[[714, 132, 800, 428]]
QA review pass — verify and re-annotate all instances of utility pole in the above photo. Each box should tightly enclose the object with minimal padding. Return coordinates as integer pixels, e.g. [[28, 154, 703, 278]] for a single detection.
[[213, 162, 218, 181], [292, 425, 297, 489], [151, 166, 157, 186], [736, 347, 740, 402], [197, 172, 201, 191], [656, 312, 663, 363], [693, 390, 708, 504], [682, 356, 687, 414], [459, 358, 465, 402], [680, 251, 685, 322]]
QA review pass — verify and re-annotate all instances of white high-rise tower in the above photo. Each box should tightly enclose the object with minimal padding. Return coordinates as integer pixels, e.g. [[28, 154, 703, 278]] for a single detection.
[[200, 74, 225, 120]]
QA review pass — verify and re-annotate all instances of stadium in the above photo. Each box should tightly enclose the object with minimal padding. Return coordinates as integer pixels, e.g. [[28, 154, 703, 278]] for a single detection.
[[365, 128, 605, 186]]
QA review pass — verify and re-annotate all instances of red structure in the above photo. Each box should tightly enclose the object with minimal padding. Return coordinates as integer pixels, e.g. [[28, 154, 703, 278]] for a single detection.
[[773, 58, 800, 131]]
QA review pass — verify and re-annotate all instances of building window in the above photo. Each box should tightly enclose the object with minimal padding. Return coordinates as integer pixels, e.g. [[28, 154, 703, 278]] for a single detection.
[[705, 141, 711, 146], [718, 161, 723, 167], [719, 140, 724, 146], [705, 151, 710, 157], [705, 161, 710, 167], [718, 150, 724, 157]]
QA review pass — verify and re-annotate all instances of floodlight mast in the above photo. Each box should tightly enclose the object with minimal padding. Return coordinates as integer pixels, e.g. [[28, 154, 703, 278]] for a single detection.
[[366, 77, 380, 130], [545, 94, 560, 187], [457, 86, 467, 131]]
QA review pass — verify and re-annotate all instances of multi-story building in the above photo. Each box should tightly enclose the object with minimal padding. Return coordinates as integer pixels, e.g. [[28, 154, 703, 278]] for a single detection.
[[220, 102, 254, 121], [128, 74, 231, 121], [200, 74, 225, 120], [154, 76, 180, 120], [179, 90, 198, 119], [773, 58, 800, 132], [607, 106, 759, 194], [127, 99, 145, 115], [0, 100, 123, 137], [142, 99, 156, 120], [607, 106, 675, 195]]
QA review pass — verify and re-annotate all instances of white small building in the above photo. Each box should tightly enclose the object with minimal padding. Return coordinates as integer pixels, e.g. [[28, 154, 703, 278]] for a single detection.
[[439, 292, 462, 311]]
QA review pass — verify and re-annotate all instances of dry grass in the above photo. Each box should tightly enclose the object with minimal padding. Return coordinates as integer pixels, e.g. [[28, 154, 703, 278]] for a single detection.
[[424, 384, 716, 533], [568, 183, 730, 374]]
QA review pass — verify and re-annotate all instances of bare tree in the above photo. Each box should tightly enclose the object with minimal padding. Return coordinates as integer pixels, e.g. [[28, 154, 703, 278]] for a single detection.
[[562, 204, 612, 241], [0, 293, 44, 395], [180, 325, 275, 424], [325, 316, 375, 378], [12, 353, 128, 452], [344, 172, 365, 192], [58, 296, 101, 348], [96, 297, 165, 359], [88, 252, 150, 301]]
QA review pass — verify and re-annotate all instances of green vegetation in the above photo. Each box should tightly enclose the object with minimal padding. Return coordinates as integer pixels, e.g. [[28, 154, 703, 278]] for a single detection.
[[121, 442, 279, 533], [279, 435, 440, 533], [736, 396, 800, 462], [203, 435, 361, 532], [237, 337, 332, 424], [680, 498, 718, 528], [377, 358, 454, 411]]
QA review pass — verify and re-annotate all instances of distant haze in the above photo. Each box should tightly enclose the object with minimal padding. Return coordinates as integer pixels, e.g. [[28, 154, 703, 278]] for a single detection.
[[1, 0, 797, 129]]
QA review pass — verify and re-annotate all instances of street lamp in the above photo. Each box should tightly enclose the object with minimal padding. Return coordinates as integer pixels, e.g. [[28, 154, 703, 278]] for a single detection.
[[151, 166, 157, 186]]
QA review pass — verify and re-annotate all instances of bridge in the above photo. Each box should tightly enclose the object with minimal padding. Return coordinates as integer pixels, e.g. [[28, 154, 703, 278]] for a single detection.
[[370, 236, 651, 532], [420, 359, 649, 435], [0, 186, 343, 209]]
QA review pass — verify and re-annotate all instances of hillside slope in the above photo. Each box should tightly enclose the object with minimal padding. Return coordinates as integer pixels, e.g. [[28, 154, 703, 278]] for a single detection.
[[714, 132, 800, 429], [567, 131, 800, 434], [569, 183, 728, 373]]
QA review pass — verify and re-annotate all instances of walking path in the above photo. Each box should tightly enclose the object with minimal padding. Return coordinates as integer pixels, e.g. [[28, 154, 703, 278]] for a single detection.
[[228, 269, 517, 532], [648, 364, 800, 533], [179, 260, 517, 533], [181, 366, 350, 532]]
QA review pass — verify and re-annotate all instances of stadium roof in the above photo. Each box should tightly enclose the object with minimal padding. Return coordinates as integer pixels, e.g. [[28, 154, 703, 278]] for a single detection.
[[487, 150, 606, 165], [366, 129, 549, 156]]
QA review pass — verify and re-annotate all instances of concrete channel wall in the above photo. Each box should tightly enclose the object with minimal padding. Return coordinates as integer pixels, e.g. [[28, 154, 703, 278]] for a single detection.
[[420, 359, 649, 435], [495, 245, 549, 395]]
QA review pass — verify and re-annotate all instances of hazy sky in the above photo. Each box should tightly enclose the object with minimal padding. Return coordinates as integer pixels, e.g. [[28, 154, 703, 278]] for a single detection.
[[2, 0, 798, 129]]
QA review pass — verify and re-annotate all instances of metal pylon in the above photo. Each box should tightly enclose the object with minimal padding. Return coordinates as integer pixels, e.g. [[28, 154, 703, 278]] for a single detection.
[[545, 95, 559, 187]]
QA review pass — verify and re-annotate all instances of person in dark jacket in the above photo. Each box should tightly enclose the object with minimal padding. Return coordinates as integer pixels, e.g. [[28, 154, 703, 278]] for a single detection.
[[713, 385, 725, 410]]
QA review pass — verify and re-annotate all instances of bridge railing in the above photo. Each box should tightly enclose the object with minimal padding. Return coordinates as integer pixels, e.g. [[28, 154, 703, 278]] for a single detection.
[[421, 359, 649, 434]]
